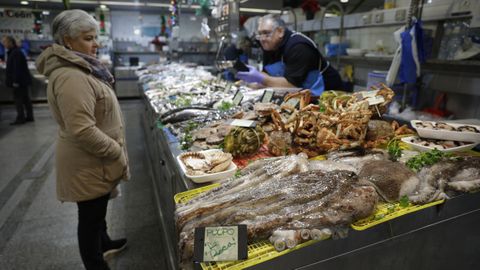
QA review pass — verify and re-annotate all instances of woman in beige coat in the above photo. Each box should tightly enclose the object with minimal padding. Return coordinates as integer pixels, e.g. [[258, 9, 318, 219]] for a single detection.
[[36, 10, 129, 270]]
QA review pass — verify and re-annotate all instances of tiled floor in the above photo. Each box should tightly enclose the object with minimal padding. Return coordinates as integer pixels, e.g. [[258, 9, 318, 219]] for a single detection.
[[0, 100, 166, 269]]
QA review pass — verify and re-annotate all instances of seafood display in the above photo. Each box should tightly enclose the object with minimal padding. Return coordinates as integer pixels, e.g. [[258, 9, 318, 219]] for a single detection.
[[401, 136, 478, 153], [411, 120, 480, 142], [260, 85, 399, 156], [140, 63, 480, 269], [414, 121, 480, 133], [175, 154, 378, 265], [138, 63, 247, 116], [179, 151, 233, 176]]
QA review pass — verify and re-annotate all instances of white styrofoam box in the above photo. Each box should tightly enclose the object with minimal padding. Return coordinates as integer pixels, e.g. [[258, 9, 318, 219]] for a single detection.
[[177, 149, 237, 183]]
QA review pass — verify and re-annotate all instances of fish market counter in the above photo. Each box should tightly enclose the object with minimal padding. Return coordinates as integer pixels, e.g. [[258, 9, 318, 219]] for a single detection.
[[142, 92, 199, 269], [141, 94, 480, 270]]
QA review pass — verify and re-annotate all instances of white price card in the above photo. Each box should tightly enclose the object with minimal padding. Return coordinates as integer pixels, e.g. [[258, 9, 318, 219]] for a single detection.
[[261, 90, 274, 103], [228, 119, 256, 128], [232, 91, 244, 106], [193, 225, 248, 262]]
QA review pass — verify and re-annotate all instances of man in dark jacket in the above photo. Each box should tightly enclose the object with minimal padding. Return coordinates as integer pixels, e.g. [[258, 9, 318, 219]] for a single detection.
[[2, 36, 34, 125], [236, 15, 343, 97]]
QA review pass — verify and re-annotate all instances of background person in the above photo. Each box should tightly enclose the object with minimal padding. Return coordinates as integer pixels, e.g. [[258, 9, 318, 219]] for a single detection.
[[236, 14, 343, 97], [35, 9, 129, 270], [2, 35, 34, 125]]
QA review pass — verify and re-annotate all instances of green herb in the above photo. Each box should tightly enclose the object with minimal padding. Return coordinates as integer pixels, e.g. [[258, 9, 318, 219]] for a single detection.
[[180, 133, 193, 150], [218, 101, 233, 111], [374, 213, 385, 221], [185, 121, 198, 132], [174, 96, 192, 107], [387, 139, 402, 161], [399, 195, 410, 208], [179, 121, 198, 150], [406, 149, 453, 172], [234, 169, 242, 178]]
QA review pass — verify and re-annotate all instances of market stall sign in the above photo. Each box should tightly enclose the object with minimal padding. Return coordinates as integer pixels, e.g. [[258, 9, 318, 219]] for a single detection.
[[261, 90, 274, 103], [193, 225, 248, 262]]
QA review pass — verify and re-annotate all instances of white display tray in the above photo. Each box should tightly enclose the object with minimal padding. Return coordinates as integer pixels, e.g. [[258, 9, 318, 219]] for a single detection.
[[401, 136, 478, 153], [411, 120, 480, 142], [176, 149, 237, 183]]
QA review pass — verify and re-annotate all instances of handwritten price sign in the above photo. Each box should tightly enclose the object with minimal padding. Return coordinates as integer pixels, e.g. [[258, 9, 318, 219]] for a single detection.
[[194, 225, 247, 262]]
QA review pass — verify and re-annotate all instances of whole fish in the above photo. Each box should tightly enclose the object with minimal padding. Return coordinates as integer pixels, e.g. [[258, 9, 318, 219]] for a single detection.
[[160, 107, 214, 124]]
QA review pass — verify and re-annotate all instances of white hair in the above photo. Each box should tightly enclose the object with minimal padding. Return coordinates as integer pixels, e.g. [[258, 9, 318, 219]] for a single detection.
[[51, 9, 98, 46], [259, 14, 286, 30]]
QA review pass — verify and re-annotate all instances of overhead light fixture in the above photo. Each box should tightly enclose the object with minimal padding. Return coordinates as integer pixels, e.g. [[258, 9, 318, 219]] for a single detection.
[[340, 0, 349, 3], [20, 1, 29, 5], [100, 4, 107, 9], [240, 8, 281, 14], [42, 10, 50, 15]]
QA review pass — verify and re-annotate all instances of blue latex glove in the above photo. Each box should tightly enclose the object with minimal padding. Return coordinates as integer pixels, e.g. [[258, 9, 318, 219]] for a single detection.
[[236, 65, 265, 84]]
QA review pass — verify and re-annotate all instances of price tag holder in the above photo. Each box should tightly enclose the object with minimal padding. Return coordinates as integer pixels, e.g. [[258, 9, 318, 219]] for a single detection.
[[353, 90, 379, 102], [261, 90, 274, 103], [227, 119, 257, 128], [232, 90, 244, 106], [367, 95, 385, 105], [193, 225, 248, 262], [225, 82, 233, 92], [281, 97, 300, 108]]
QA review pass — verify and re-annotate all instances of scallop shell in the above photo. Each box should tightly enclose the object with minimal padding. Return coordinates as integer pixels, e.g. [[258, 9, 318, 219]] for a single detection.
[[205, 151, 233, 167], [208, 159, 232, 173], [180, 152, 208, 171]]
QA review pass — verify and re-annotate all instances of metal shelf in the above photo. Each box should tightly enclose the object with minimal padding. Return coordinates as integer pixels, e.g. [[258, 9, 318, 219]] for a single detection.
[[328, 56, 480, 73]]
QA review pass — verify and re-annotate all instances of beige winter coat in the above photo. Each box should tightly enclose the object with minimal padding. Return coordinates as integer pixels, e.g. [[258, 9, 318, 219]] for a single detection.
[[36, 44, 130, 202]]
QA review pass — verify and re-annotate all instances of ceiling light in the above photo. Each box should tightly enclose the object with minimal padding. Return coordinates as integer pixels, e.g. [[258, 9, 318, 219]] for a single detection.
[[42, 10, 50, 15], [100, 4, 107, 9], [20, 1, 29, 5], [239, 8, 281, 14], [340, 0, 349, 3]]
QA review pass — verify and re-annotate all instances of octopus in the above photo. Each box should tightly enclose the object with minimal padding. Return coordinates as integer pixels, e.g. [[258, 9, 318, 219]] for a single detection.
[[409, 156, 480, 204], [175, 154, 378, 265]]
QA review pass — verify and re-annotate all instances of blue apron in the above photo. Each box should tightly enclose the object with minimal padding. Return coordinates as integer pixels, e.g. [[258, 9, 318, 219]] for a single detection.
[[264, 61, 326, 97]]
